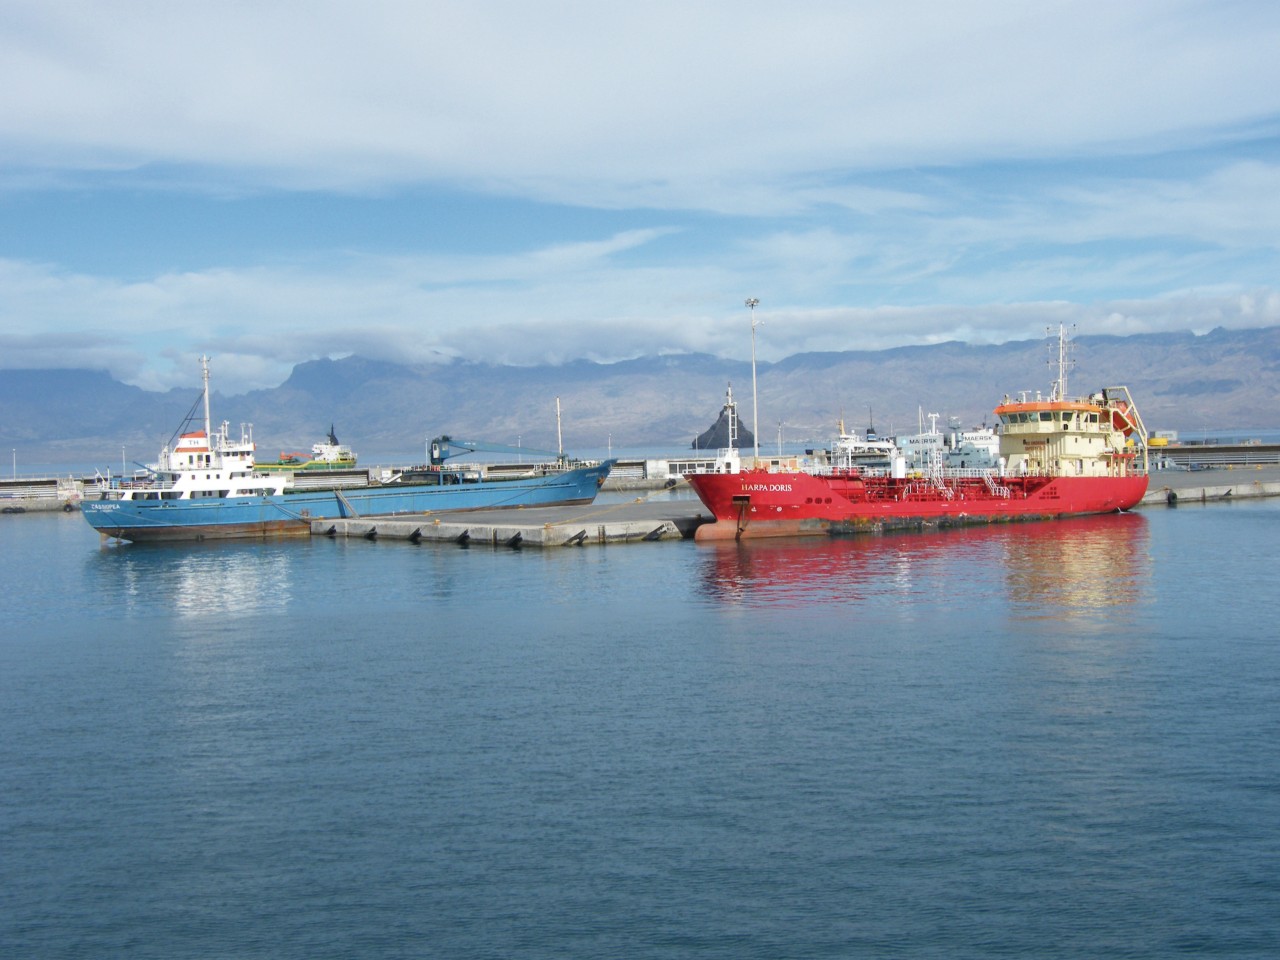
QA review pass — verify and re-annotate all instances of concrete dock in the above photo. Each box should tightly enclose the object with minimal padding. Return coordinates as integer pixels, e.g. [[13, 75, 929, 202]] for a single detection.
[[1140, 463, 1280, 506], [313, 465, 1280, 548], [311, 496, 712, 547]]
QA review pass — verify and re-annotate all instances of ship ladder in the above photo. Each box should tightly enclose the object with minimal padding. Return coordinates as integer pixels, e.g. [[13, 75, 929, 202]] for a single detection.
[[929, 475, 956, 500], [982, 472, 1012, 499]]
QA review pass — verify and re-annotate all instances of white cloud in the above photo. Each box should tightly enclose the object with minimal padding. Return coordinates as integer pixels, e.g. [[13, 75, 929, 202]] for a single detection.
[[2, 2, 1279, 391], [3, 238, 1278, 393], [3, 1, 1279, 205]]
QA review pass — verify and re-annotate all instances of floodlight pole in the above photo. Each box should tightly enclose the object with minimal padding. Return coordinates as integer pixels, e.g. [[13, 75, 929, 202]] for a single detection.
[[746, 298, 761, 462]]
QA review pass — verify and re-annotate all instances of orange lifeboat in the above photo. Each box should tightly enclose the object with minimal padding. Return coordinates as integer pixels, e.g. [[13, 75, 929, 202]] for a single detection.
[[1110, 402, 1135, 436]]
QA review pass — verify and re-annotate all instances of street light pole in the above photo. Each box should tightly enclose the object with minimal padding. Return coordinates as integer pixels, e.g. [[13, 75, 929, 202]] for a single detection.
[[746, 298, 761, 462]]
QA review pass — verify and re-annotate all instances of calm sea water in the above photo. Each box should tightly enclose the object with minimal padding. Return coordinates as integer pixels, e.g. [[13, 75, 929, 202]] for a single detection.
[[2, 494, 1278, 959]]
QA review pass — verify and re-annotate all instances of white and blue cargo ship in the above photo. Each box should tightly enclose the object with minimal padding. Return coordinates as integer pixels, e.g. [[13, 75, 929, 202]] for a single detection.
[[81, 356, 612, 543]]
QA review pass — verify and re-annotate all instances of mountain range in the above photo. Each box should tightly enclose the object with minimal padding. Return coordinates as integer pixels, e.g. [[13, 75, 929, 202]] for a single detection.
[[2, 326, 1277, 465]]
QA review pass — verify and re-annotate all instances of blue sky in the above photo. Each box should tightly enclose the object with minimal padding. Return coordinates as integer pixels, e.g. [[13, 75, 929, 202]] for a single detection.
[[3, 0, 1280, 393]]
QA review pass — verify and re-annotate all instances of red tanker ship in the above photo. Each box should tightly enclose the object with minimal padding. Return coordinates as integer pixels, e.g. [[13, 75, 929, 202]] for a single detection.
[[687, 327, 1150, 541]]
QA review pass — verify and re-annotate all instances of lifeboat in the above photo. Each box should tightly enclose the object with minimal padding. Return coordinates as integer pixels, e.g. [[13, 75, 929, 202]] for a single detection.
[[1110, 402, 1136, 435]]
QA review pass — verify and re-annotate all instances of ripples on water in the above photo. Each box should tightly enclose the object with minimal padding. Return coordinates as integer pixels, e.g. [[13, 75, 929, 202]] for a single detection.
[[2, 502, 1278, 959]]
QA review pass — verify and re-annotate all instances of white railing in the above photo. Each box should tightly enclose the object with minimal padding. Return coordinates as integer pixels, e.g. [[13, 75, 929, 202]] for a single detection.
[[982, 472, 1012, 498]]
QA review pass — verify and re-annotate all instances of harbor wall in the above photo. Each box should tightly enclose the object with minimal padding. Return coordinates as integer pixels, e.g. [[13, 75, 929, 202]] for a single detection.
[[0, 477, 87, 512], [1138, 464, 1280, 507]]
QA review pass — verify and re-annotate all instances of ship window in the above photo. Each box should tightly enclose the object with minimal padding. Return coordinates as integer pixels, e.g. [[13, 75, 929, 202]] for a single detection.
[[1040, 412, 1052, 422]]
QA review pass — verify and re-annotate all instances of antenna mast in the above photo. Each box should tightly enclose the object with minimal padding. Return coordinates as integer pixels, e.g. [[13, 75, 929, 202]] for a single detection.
[[1049, 324, 1076, 400], [200, 355, 212, 440], [556, 397, 564, 461]]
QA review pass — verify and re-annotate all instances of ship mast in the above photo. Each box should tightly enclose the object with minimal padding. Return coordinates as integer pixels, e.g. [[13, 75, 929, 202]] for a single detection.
[[200, 355, 212, 441], [1049, 324, 1075, 401], [726, 384, 739, 452], [555, 396, 564, 462]]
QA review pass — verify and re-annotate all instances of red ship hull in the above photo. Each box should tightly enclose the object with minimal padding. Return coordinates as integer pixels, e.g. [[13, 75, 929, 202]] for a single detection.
[[687, 469, 1149, 541]]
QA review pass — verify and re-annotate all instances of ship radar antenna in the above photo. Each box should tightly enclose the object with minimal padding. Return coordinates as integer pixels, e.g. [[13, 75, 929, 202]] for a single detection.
[[1047, 323, 1076, 400]]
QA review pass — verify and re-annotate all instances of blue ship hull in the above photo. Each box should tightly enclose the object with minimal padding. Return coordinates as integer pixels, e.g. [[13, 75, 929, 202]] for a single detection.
[[82, 461, 614, 542]]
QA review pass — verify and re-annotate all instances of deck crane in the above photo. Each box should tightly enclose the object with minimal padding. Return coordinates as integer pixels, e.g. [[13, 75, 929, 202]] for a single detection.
[[429, 397, 570, 468], [428, 436, 567, 467]]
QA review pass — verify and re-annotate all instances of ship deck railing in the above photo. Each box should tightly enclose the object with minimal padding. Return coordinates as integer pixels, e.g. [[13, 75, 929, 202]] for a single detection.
[[808, 464, 1004, 482]]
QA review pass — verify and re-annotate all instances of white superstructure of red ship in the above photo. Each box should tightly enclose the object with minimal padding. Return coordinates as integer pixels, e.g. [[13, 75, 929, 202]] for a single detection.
[[686, 326, 1149, 541]]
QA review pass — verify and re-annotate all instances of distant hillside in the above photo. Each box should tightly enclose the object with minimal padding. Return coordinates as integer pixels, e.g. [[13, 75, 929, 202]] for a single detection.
[[2, 326, 1277, 464]]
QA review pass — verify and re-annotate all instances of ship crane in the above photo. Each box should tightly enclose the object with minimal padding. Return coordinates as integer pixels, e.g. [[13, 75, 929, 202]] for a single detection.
[[428, 435, 567, 467]]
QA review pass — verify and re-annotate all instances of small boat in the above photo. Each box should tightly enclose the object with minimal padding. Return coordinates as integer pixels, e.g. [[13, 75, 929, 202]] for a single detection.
[[82, 356, 613, 542], [686, 326, 1149, 540], [256, 426, 357, 472]]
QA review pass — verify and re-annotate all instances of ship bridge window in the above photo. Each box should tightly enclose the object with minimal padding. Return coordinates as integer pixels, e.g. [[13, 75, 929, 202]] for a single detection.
[[1040, 412, 1052, 422]]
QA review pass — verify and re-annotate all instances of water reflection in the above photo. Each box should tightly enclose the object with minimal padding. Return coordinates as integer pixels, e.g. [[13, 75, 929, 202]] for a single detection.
[[998, 514, 1149, 621], [90, 541, 300, 620], [696, 514, 1151, 625]]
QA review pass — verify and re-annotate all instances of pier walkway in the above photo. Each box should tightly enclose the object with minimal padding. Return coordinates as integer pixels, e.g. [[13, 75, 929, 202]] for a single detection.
[[311, 497, 712, 547]]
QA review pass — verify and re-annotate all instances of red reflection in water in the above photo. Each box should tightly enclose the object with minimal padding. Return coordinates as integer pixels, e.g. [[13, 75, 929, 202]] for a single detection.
[[697, 513, 1150, 618]]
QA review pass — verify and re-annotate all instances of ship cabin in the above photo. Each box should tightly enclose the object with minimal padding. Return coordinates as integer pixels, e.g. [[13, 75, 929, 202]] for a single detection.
[[993, 386, 1148, 479], [116, 420, 288, 501]]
